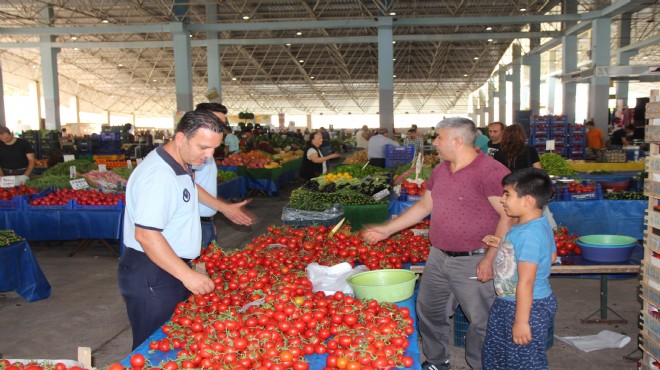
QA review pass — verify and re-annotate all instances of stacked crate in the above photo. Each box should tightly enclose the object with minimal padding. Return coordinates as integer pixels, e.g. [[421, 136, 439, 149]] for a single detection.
[[529, 115, 568, 157], [37, 131, 61, 160], [641, 89, 660, 369], [96, 126, 123, 154], [568, 124, 587, 160], [21, 130, 41, 159]]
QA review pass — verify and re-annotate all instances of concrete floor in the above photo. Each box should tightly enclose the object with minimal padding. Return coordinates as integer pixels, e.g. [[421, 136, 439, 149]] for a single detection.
[[0, 178, 643, 370]]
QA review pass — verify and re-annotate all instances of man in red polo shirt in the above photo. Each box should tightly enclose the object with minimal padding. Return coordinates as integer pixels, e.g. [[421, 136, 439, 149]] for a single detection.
[[364, 117, 513, 370]]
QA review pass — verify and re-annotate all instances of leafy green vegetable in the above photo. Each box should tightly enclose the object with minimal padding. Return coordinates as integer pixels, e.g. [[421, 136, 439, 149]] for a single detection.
[[43, 159, 98, 177], [217, 170, 238, 183], [25, 175, 83, 189], [331, 164, 390, 179], [540, 153, 576, 176], [111, 167, 134, 179]]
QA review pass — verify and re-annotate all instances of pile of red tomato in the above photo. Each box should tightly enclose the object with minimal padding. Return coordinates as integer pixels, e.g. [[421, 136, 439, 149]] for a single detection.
[[0, 360, 86, 370], [28, 189, 125, 206], [565, 182, 595, 194], [0, 185, 38, 200], [554, 226, 581, 257], [401, 181, 426, 196], [108, 224, 429, 370]]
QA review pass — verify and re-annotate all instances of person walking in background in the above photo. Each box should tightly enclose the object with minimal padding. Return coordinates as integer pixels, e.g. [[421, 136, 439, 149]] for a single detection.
[[493, 124, 541, 172], [367, 129, 400, 168], [487, 121, 505, 156], [585, 120, 605, 150], [363, 118, 513, 370], [356, 125, 371, 151], [300, 131, 341, 180], [608, 124, 634, 150], [0, 126, 35, 180], [404, 128, 424, 157], [482, 168, 557, 370], [475, 128, 490, 154]]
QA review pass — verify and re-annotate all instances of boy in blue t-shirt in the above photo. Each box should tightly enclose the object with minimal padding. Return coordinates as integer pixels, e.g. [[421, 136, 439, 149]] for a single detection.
[[481, 168, 558, 370]]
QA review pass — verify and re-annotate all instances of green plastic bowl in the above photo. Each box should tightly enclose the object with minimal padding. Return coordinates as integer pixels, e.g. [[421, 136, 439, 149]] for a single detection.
[[577, 234, 637, 246], [347, 269, 418, 303]]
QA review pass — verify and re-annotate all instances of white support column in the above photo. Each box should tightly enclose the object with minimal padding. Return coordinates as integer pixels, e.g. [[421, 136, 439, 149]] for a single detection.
[[0, 60, 5, 127], [547, 77, 556, 114], [511, 44, 521, 117], [487, 79, 495, 124], [562, 1, 577, 124], [206, 4, 222, 104], [39, 5, 61, 130], [616, 12, 634, 104], [377, 17, 394, 133], [589, 17, 611, 134], [69, 96, 80, 123], [528, 24, 541, 115], [478, 89, 486, 126], [498, 69, 507, 122], [172, 22, 194, 112]]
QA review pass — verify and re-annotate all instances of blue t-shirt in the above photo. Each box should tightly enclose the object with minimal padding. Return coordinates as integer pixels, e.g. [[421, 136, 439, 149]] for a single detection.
[[493, 216, 555, 301]]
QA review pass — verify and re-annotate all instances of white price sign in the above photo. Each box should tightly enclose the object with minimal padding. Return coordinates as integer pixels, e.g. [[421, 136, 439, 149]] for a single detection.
[[372, 188, 390, 201], [69, 178, 90, 190], [98, 164, 107, 172], [69, 165, 77, 179], [545, 140, 556, 151], [1, 176, 16, 188], [63, 154, 76, 162], [127, 160, 133, 169]]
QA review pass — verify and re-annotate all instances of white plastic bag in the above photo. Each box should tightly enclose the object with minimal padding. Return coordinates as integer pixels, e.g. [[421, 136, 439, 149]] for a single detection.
[[306, 262, 369, 295]]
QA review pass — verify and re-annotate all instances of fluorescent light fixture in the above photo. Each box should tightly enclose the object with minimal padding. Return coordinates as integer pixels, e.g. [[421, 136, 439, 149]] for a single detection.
[[296, 32, 302, 36], [310, 76, 315, 79], [70, 36, 77, 40], [488, 39, 493, 42], [393, 58, 396, 61], [101, 18, 109, 23], [392, 41, 396, 44], [393, 75, 397, 78], [242, 16, 250, 20], [232, 77, 237, 81], [520, 8, 526, 11], [463, 74, 468, 77], [117, 63, 123, 67], [389, 12, 396, 16], [299, 60, 304, 63], [73, 47, 79, 51], [152, 79, 157, 82], [474, 57, 479, 60], [285, 43, 291, 46], [486, 27, 492, 31]]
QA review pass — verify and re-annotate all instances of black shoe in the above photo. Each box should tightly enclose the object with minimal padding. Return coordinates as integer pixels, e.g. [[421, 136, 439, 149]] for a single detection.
[[422, 361, 452, 370]]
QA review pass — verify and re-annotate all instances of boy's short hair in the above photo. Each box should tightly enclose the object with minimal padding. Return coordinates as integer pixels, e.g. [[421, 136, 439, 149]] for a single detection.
[[502, 168, 553, 209]]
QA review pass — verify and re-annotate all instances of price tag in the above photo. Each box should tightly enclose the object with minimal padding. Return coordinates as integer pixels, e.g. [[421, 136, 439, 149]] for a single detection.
[[136, 158, 143, 165], [70, 165, 77, 179], [98, 164, 107, 172], [1, 176, 16, 188], [372, 189, 390, 201], [69, 178, 90, 190], [127, 160, 133, 169], [63, 154, 76, 162], [545, 140, 555, 151]]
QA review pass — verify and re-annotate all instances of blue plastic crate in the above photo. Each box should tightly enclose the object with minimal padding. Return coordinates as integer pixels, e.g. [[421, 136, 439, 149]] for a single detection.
[[23, 198, 74, 210], [454, 306, 554, 349], [100, 132, 120, 142], [73, 199, 124, 210], [385, 144, 415, 169], [0, 196, 23, 210]]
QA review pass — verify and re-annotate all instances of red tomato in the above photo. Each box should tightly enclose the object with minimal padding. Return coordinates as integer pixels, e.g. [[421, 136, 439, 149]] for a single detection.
[[130, 354, 146, 368]]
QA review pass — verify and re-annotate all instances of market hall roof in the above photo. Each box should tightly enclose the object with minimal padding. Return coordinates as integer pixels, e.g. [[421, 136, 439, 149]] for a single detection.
[[0, 0, 657, 117]]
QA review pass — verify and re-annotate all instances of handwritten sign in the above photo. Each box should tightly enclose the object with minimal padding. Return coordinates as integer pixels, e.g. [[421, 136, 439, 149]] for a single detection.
[[546, 140, 555, 151], [98, 164, 107, 172], [1, 176, 16, 188], [127, 160, 133, 169], [69, 178, 90, 190], [70, 166, 77, 179], [63, 154, 76, 162]]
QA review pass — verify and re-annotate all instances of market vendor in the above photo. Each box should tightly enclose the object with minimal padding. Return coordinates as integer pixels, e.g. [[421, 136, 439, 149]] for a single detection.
[[193, 103, 253, 249], [363, 117, 513, 370], [300, 131, 340, 180], [367, 129, 399, 168], [0, 126, 35, 178], [118, 111, 250, 350]]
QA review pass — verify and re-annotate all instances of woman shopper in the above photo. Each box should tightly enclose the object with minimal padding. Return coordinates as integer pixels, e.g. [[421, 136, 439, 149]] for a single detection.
[[493, 124, 541, 171], [300, 131, 340, 180]]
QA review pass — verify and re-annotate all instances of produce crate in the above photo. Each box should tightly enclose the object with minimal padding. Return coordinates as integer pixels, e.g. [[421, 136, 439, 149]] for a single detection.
[[595, 150, 627, 163], [0, 196, 23, 210], [22, 198, 74, 210], [558, 188, 603, 201], [73, 199, 124, 210], [454, 306, 554, 349], [385, 145, 415, 169]]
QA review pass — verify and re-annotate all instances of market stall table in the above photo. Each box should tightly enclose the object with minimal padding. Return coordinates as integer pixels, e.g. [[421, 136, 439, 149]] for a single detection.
[[238, 158, 302, 196], [216, 176, 248, 200], [0, 208, 124, 256], [568, 160, 645, 172], [120, 291, 422, 370], [0, 239, 51, 302]]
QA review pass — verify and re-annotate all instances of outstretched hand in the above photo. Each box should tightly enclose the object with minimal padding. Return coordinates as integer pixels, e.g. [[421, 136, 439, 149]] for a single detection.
[[221, 199, 255, 226], [362, 225, 392, 244]]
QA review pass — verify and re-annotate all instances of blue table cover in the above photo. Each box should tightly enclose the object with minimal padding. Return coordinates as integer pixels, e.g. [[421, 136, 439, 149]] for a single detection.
[[390, 199, 646, 240], [245, 168, 300, 196], [216, 177, 248, 199], [0, 240, 51, 302], [0, 209, 123, 241], [121, 291, 421, 369]]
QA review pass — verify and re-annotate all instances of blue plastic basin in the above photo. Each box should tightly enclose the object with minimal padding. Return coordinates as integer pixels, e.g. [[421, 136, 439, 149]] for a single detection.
[[576, 234, 637, 263]]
